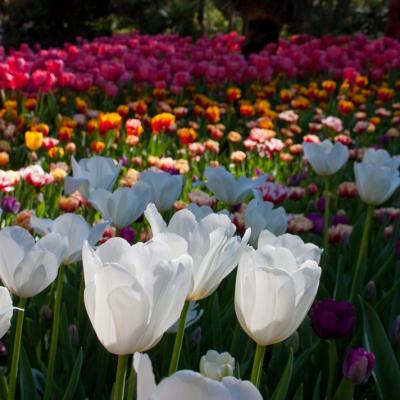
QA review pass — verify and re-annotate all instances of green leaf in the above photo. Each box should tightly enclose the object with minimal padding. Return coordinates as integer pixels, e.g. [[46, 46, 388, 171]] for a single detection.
[[360, 298, 400, 400], [293, 340, 320, 379], [271, 349, 293, 400], [292, 384, 303, 400], [62, 348, 83, 400], [0, 372, 8, 399], [19, 346, 39, 400], [375, 278, 400, 314], [333, 378, 354, 400], [211, 292, 222, 350], [312, 372, 321, 400]]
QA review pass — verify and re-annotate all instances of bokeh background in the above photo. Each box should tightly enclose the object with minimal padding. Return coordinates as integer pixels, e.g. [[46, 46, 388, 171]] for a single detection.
[[0, 0, 389, 48]]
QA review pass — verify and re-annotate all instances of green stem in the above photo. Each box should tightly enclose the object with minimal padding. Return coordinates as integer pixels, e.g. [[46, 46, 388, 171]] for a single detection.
[[250, 344, 266, 388], [8, 297, 27, 400], [326, 341, 337, 400], [0, 372, 8, 399], [114, 355, 129, 400], [76, 271, 85, 333], [44, 264, 66, 400], [126, 362, 136, 400], [349, 205, 373, 302], [168, 300, 190, 375], [322, 177, 330, 268]]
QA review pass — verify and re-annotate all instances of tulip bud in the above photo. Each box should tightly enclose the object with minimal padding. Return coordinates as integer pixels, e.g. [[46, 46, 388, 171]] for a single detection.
[[0, 341, 8, 366], [342, 348, 375, 384], [190, 327, 202, 349], [65, 142, 76, 155], [308, 213, 324, 235], [119, 226, 136, 244], [1, 196, 20, 214], [363, 280, 377, 302], [0, 152, 9, 166], [40, 304, 53, 321], [310, 298, 356, 340], [68, 324, 79, 347], [199, 350, 235, 381], [391, 315, 400, 343], [307, 183, 318, 195]]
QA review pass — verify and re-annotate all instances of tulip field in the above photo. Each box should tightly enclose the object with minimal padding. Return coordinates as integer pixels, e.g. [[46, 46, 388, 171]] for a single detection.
[[0, 31, 399, 399]]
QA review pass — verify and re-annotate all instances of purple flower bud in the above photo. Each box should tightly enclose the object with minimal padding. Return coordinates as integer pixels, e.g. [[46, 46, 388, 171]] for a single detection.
[[391, 315, 400, 343], [379, 134, 390, 146], [310, 298, 356, 339], [342, 348, 375, 384], [40, 304, 53, 321], [332, 213, 350, 226], [288, 171, 308, 186], [190, 327, 202, 349], [68, 324, 80, 347], [1, 196, 20, 214], [0, 340, 8, 366], [363, 280, 376, 302], [119, 226, 136, 244], [308, 213, 324, 235], [316, 196, 326, 213], [118, 156, 129, 167]]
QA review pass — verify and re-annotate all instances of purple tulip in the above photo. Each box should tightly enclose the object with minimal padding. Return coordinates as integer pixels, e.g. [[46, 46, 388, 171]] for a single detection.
[[118, 156, 129, 167], [316, 196, 326, 213], [310, 298, 356, 339], [288, 171, 308, 186], [308, 213, 324, 235], [119, 226, 136, 244], [332, 213, 350, 226], [1, 196, 20, 214], [342, 348, 375, 384]]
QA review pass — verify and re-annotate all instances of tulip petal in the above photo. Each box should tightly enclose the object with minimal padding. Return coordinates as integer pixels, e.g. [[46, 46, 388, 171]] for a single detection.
[[133, 353, 157, 400], [151, 371, 231, 400], [144, 203, 168, 235], [89, 188, 113, 220], [221, 377, 263, 400]]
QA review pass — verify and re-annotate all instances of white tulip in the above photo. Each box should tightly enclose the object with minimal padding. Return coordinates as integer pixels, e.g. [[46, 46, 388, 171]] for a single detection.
[[89, 182, 151, 228], [140, 169, 183, 212], [186, 203, 229, 220], [145, 203, 249, 301], [0, 227, 67, 298], [31, 213, 108, 264], [363, 148, 400, 169], [0, 287, 13, 339], [244, 199, 287, 246], [354, 149, 400, 206], [200, 350, 235, 381], [235, 230, 321, 346], [64, 156, 122, 198], [204, 166, 268, 205], [303, 139, 349, 176], [82, 235, 193, 355], [134, 352, 262, 400]]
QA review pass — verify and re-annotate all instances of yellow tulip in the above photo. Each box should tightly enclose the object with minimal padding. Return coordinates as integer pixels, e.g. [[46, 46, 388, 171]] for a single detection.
[[25, 131, 43, 151]]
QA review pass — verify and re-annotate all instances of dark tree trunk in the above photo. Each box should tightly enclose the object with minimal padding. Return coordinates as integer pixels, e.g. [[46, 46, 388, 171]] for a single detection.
[[386, 0, 400, 37], [234, 0, 296, 57]]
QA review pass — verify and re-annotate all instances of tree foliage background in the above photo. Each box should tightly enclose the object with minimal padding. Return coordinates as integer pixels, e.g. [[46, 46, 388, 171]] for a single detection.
[[0, 0, 389, 48]]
